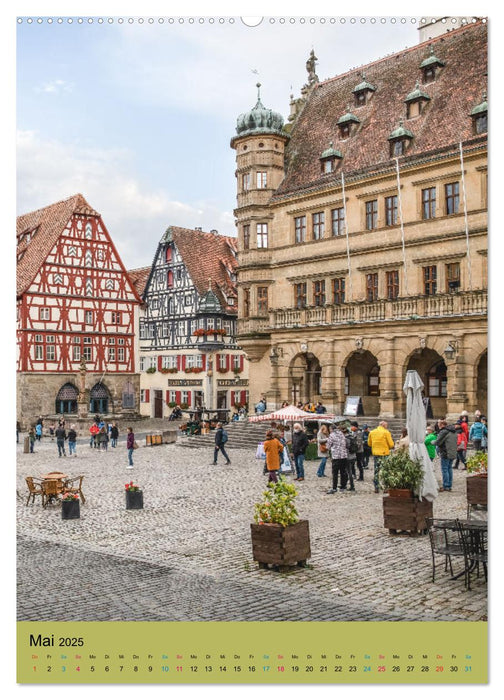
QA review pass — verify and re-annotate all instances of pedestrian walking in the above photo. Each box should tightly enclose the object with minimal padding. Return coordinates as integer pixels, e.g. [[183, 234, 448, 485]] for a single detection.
[[435, 419, 457, 491], [67, 424, 77, 456], [55, 423, 67, 457], [263, 429, 283, 484], [292, 423, 309, 481], [361, 424, 371, 468], [316, 424, 329, 477], [469, 416, 486, 452], [213, 422, 231, 465], [49, 422, 55, 441], [367, 421, 394, 493], [126, 427, 135, 468], [110, 422, 119, 448], [350, 421, 365, 481], [35, 422, 42, 442], [28, 426, 35, 453], [454, 421, 467, 469], [99, 426, 109, 451], [326, 424, 349, 494]]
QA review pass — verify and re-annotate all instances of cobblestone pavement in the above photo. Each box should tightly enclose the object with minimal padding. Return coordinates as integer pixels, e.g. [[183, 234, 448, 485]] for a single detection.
[[16, 436, 487, 622]]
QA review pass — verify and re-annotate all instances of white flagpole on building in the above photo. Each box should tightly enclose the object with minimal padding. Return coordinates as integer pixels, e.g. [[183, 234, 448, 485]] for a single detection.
[[341, 172, 353, 300], [395, 157, 409, 296], [459, 141, 473, 290]]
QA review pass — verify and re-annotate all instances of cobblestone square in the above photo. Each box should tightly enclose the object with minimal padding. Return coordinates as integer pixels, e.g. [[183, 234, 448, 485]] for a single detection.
[[17, 435, 487, 622]]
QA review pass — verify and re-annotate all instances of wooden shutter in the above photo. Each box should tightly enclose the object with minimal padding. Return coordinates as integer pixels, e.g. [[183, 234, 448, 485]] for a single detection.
[[145, 390, 150, 403]]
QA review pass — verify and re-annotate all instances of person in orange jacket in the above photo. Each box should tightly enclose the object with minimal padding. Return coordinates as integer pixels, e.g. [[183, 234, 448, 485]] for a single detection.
[[263, 430, 284, 484]]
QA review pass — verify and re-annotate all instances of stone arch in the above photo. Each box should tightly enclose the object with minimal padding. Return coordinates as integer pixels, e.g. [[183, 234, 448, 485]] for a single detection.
[[476, 349, 487, 415], [288, 351, 322, 405], [405, 347, 447, 418], [344, 349, 380, 415], [89, 382, 112, 415], [55, 383, 79, 415]]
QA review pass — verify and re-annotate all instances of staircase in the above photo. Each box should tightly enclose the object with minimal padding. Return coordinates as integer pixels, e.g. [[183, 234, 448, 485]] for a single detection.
[[178, 416, 410, 450]]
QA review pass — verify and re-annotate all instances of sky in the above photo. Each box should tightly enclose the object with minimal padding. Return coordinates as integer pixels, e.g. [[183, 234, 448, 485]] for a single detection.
[[14, 12, 433, 269]]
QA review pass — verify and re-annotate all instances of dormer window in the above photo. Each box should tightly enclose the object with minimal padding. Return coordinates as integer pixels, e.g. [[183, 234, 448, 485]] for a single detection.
[[337, 107, 361, 139], [388, 120, 414, 158], [470, 92, 488, 135], [320, 142, 343, 174], [405, 82, 430, 119], [352, 73, 376, 107], [419, 45, 445, 84]]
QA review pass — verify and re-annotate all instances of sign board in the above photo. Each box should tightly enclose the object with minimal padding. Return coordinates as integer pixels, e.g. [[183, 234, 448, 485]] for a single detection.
[[344, 396, 364, 416], [423, 396, 434, 419]]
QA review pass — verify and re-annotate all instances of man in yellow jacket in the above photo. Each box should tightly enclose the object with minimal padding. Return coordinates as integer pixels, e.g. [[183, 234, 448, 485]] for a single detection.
[[368, 421, 394, 493]]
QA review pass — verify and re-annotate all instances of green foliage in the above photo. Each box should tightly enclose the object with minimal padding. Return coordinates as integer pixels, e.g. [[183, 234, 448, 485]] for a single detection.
[[253, 477, 299, 527], [466, 451, 488, 474], [378, 450, 424, 493], [146, 367, 156, 374]]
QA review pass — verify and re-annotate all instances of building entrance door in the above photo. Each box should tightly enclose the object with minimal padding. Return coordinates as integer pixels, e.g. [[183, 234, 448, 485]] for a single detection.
[[217, 391, 227, 409], [154, 390, 163, 418]]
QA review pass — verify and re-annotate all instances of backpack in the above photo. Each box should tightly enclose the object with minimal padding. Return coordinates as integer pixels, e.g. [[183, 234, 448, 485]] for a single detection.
[[221, 430, 229, 444], [347, 434, 357, 454]]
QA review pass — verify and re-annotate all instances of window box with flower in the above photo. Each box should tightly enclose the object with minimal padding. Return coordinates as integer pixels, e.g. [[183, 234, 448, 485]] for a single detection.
[[125, 481, 143, 510], [146, 367, 156, 374], [61, 492, 80, 520], [184, 367, 204, 374], [160, 367, 178, 374], [251, 478, 311, 569]]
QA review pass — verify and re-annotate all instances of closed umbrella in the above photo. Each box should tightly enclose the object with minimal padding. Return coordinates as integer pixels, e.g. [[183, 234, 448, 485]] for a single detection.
[[403, 370, 438, 502]]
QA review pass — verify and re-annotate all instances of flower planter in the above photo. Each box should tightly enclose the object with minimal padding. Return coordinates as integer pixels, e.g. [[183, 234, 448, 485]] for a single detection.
[[61, 499, 80, 520], [383, 495, 432, 535], [387, 488, 413, 498], [466, 474, 487, 506], [126, 490, 144, 510], [250, 519, 311, 568]]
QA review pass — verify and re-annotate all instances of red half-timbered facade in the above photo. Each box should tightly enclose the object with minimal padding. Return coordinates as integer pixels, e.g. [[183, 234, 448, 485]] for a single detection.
[[16, 194, 142, 421]]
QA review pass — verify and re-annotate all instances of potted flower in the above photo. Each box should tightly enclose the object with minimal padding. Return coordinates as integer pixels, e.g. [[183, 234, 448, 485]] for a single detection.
[[125, 481, 143, 510], [379, 451, 432, 535], [146, 367, 156, 374], [251, 477, 311, 568], [61, 492, 80, 520], [466, 452, 487, 508]]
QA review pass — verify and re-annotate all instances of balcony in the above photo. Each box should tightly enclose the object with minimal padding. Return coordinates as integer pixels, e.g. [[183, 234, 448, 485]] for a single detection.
[[237, 290, 487, 334]]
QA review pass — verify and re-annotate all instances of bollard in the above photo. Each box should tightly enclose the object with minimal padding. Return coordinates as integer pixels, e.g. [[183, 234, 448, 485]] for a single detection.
[[23, 436, 30, 454]]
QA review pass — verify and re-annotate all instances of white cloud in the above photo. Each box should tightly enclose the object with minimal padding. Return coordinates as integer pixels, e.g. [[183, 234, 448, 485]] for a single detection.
[[16, 130, 235, 269], [35, 79, 74, 95]]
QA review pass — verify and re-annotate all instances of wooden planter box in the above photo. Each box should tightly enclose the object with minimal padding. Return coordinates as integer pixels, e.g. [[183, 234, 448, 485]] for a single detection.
[[466, 475, 487, 506], [250, 520, 311, 568], [383, 495, 433, 535]]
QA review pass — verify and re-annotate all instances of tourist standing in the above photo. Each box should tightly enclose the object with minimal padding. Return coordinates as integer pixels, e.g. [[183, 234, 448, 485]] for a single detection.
[[110, 422, 119, 448], [315, 401, 327, 415], [367, 421, 394, 493], [263, 429, 283, 484], [326, 425, 349, 494], [469, 416, 485, 452], [126, 427, 135, 468], [316, 424, 329, 477], [55, 423, 67, 458], [89, 422, 99, 448], [67, 425, 77, 457], [345, 428, 357, 491], [454, 421, 467, 469], [481, 417, 488, 453], [213, 422, 231, 465], [35, 422, 42, 442], [362, 424, 371, 468], [397, 428, 410, 451], [425, 425, 437, 462], [292, 423, 309, 481], [99, 426, 109, 451], [28, 426, 35, 453], [435, 419, 457, 491], [16, 420, 20, 444], [350, 421, 365, 481]]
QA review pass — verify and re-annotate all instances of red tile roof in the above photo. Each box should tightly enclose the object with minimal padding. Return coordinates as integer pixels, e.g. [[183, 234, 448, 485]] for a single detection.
[[128, 266, 151, 298], [169, 226, 238, 313], [16, 194, 101, 297], [274, 21, 487, 200]]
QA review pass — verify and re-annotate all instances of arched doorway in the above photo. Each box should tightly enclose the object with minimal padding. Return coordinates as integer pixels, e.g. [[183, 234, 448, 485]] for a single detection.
[[89, 383, 110, 414], [55, 383, 78, 415], [289, 352, 322, 405], [476, 351, 487, 414], [345, 350, 380, 415], [407, 348, 447, 417]]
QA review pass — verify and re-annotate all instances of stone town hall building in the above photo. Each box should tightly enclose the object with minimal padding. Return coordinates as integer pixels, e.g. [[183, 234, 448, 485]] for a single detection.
[[16, 194, 142, 422], [231, 20, 487, 420]]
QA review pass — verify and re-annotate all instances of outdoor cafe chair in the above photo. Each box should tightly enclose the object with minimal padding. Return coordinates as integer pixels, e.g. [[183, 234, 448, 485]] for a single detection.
[[25, 477, 44, 506], [425, 517, 465, 582], [456, 519, 488, 590], [62, 475, 86, 504], [41, 479, 63, 508]]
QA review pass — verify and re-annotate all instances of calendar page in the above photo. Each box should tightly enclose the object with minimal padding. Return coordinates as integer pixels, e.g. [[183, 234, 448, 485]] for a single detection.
[[14, 7, 489, 688]]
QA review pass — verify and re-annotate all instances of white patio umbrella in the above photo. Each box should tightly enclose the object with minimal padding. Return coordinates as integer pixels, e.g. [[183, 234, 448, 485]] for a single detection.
[[403, 370, 438, 502]]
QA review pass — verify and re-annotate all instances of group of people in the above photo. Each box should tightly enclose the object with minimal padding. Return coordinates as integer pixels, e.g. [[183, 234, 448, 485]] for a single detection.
[[88, 417, 120, 451]]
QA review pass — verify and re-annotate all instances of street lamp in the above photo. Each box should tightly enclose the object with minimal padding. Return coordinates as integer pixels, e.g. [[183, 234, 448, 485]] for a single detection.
[[443, 342, 457, 360]]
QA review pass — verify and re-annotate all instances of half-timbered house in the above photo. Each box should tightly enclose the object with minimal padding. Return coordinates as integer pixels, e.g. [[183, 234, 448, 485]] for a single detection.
[[132, 226, 249, 418], [16, 194, 142, 422]]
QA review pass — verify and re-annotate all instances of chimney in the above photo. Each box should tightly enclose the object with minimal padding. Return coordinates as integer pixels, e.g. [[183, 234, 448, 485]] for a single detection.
[[210, 229, 218, 234]]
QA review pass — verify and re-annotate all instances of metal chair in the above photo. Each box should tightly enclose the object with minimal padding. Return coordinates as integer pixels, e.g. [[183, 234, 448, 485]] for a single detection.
[[425, 518, 465, 582], [25, 477, 44, 506], [456, 520, 488, 590], [62, 475, 86, 504]]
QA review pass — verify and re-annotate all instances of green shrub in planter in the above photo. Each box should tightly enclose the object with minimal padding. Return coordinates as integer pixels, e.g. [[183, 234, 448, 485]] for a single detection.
[[378, 451, 424, 494]]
